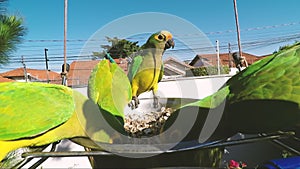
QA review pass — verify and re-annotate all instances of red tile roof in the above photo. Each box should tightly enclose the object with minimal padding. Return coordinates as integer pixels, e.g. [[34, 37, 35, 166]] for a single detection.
[[0, 68, 61, 84], [67, 58, 128, 87], [0, 75, 14, 82], [67, 60, 100, 87], [1, 68, 28, 77], [189, 52, 269, 67]]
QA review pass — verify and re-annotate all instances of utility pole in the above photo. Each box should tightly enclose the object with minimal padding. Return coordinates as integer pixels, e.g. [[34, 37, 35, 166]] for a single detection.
[[233, 0, 243, 61], [21, 56, 28, 82], [216, 40, 220, 75], [61, 0, 68, 86], [44, 48, 50, 83]]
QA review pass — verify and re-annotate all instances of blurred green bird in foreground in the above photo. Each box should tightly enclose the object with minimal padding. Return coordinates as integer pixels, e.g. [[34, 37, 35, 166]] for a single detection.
[[0, 60, 131, 166], [186, 42, 300, 136]]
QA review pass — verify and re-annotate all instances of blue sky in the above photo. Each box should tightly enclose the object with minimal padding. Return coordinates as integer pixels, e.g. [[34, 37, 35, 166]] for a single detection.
[[2, 0, 300, 72]]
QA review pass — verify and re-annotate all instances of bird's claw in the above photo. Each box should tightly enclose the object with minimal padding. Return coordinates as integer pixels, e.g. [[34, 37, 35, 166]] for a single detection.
[[153, 95, 159, 108], [128, 96, 139, 109]]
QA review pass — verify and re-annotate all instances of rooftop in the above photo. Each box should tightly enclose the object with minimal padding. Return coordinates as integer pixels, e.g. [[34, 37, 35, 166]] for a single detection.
[[67, 58, 128, 87], [0, 68, 61, 84], [189, 52, 270, 67]]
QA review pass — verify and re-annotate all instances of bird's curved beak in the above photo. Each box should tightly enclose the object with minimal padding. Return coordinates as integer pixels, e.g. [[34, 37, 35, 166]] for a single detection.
[[165, 38, 175, 50]]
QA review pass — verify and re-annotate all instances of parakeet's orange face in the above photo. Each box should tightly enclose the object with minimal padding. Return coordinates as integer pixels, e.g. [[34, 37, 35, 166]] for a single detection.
[[153, 30, 175, 50]]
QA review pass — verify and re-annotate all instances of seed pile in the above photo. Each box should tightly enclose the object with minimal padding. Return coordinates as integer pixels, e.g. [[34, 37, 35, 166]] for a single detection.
[[124, 107, 174, 137]]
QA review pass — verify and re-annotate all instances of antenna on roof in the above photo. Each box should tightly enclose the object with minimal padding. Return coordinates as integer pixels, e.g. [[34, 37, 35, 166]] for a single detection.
[[21, 56, 28, 82], [44, 48, 50, 83]]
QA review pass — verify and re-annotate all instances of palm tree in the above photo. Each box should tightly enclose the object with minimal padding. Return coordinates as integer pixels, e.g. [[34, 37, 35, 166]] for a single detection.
[[0, 15, 26, 65]]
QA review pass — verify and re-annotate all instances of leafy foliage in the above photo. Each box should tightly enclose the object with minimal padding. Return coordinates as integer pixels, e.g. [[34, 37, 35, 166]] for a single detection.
[[186, 65, 230, 77], [92, 37, 141, 59], [0, 15, 26, 65]]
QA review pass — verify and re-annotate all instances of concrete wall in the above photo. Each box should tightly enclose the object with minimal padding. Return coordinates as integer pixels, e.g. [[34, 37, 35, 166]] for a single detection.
[[151, 75, 231, 99], [73, 74, 232, 99]]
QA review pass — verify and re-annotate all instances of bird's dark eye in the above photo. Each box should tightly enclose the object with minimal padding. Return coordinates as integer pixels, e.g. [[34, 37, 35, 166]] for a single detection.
[[158, 34, 165, 40]]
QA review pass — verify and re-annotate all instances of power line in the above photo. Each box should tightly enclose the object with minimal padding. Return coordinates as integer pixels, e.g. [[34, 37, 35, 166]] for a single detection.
[[16, 21, 300, 43], [2, 21, 300, 72], [6, 33, 299, 65]]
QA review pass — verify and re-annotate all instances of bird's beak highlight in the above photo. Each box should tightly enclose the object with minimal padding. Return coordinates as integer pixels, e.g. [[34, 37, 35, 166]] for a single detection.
[[165, 38, 175, 49]]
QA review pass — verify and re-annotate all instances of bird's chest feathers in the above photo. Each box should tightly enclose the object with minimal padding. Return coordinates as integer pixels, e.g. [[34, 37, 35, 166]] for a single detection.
[[136, 62, 161, 81], [134, 68, 160, 94], [136, 68, 160, 82], [134, 54, 162, 89]]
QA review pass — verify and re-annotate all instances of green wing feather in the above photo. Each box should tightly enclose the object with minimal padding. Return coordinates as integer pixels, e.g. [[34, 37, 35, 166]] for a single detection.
[[158, 64, 164, 82], [127, 55, 143, 83], [226, 46, 300, 133], [227, 44, 300, 105], [187, 52, 279, 110], [88, 60, 131, 119], [177, 43, 300, 134], [186, 43, 300, 109], [185, 86, 230, 109], [0, 82, 75, 140]]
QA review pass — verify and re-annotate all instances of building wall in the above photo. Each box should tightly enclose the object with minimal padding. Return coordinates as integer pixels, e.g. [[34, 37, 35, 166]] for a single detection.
[[73, 75, 232, 99]]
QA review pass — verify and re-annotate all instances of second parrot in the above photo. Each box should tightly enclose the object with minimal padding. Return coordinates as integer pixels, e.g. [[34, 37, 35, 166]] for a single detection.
[[127, 30, 175, 109]]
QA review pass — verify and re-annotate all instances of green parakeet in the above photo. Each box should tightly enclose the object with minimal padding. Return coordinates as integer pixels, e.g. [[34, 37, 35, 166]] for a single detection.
[[185, 42, 300, 137], [0, 60, 130, 166], [128, 30, 175, 109]]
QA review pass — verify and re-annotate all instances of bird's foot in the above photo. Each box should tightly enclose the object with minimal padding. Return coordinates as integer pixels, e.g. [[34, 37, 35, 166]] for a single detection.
[[153, 95, 159, 109], [128, 96, 140, 109]]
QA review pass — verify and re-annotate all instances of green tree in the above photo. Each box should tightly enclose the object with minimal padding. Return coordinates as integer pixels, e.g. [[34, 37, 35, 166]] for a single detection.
[[186, 66, 230, 77], [93, 36, 140, 59], [0, 15, 26, 65], [0, 0, 27, 65]]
